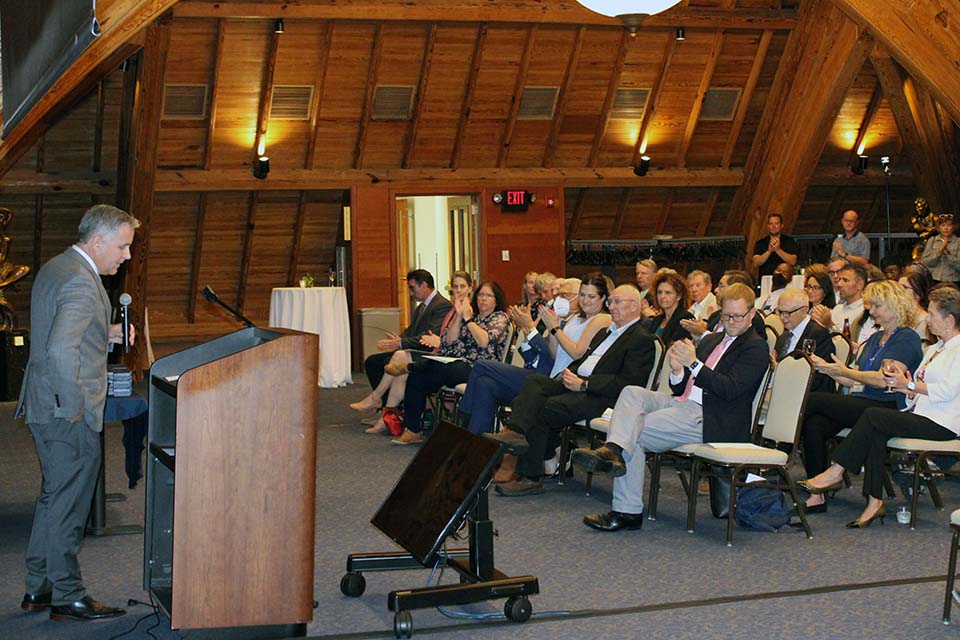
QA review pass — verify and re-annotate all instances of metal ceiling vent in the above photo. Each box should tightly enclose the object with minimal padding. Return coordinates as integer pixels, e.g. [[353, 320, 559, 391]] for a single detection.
[[372, 85, 415, 121], [270, 85, 314, 120], [700, 88, 741, 121], [611, 87, 650, 119], [162, 85, 208, 119], [518, 87, 559, 119]]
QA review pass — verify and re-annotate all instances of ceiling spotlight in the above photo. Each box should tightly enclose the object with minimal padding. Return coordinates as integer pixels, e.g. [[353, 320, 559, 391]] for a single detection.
[[274, 18, 285, 34], [852, 155, 868, 176], [253, 156, 270, 180], [634, 155, 651, 177], [675, 27, 685, 41]]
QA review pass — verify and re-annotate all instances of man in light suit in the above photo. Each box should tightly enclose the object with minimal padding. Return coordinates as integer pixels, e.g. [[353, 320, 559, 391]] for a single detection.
[[362, 269, 452, 392], [17, 205, 138, 621], [575, 283, 769, 531]]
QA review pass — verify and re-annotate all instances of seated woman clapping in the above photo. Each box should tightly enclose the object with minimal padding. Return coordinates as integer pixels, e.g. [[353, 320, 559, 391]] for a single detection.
[[356, 271, 473, 435], [645, 270, 694, 347], [390, 281, 511, 445], [799, 286, 960, 527]]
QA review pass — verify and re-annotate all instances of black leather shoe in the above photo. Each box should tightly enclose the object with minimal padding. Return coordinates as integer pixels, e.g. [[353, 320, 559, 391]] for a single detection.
[[482, 430, 530, 455], [571, 446, 626, 477], [583, 510, 644, 532], [50, 596, 126, 621], [21, 592, 52, 612]]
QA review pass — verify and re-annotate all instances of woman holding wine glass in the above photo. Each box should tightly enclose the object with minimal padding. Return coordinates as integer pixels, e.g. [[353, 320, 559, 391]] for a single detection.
[[799, 286, 960, 527], [797, 280, 924, 512]]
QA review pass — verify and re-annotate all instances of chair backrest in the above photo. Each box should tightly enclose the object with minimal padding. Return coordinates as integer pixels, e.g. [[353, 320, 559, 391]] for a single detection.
[[764, 324, 779, 353], [647, 336, 665, 390], [751, 364, 772, 424], [761, 353, 813, 448], [763, 311, 784, 335], [830, 331, 852, 366], [656, 343, 674, 392], [500, 321, 517, 363]]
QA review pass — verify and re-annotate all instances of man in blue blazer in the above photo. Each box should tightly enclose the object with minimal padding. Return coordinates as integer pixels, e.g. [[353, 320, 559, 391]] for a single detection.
[[575, 283, 769, 531], [17, 205, 137, 620]]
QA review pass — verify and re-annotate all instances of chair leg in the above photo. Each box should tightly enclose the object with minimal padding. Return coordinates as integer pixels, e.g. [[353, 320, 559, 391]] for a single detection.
[[781, 468, 813, 540], [725, 468, 738, 547], [920, 456, 945, 510], [910, 459, 923, 530], [945, 526, 960, 624], [687, 460, 701, 533], [676, 463, 690, 496], [881, 465, 897, 499], [647, 453, 663, 521], [557, 426, 569, 487]]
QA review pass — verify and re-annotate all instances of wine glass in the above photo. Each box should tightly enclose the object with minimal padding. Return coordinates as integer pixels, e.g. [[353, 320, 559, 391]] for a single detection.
[[801, 339, 816, 356], [882, 359, 902, 393]]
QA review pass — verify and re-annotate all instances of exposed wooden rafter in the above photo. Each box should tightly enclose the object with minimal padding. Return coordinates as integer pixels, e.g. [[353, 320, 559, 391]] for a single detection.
[[187, 193, 208, 323], [255, 28, 282, 163], [696, 191, 720, 236], [173, 2, 799, 30], [610, 187, 632, 238], [306, 21, 334, 170], [721, 30, 772, 168], [203, 19, 226, 170], [654, 190, 675, 236], [287, 192, 308, 286], [567, 187, 588, 239], [543, 25, 585, 168], [498, 25, 538, 168], [354, 23, 384, 169], [677, 31, 724, 167], [632, 35, 677, 166], [237, 192, 259, 313], [403, 23, 438, 169], [450, 23, 488, 170], [588, 29, 631, 169], [847, 80, 883, 169]]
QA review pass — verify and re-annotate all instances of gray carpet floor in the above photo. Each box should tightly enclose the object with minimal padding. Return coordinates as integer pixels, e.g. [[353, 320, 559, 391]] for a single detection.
[[2, 378, 960, 639]]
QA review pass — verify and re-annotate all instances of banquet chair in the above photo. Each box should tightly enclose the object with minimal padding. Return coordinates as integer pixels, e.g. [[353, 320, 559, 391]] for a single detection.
[[943, 509, 960, 624], [763, 311, 784, 336], [684, 354, 812, 545], [764, 324, 779, 354], [885, 437, 960, 529], [830, 331, 853, 366]]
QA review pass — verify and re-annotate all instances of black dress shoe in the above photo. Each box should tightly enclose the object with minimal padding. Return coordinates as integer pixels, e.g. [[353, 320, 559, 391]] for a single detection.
[[788, 502, 827, 517], [50, 596, 126, 621], [21, 592, 52, 612], [583, 510, 644, 532], [571, 446, 626, 477], [482, 430, 530, 454]]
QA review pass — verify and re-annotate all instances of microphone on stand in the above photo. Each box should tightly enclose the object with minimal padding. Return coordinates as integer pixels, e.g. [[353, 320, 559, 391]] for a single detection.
[[119, 292, 132, 353]]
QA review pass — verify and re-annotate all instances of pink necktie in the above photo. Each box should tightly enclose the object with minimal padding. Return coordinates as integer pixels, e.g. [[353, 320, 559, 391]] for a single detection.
[[679, 336, 731, 401]]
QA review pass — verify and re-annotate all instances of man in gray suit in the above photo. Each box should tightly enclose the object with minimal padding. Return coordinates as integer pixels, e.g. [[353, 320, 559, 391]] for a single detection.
[[17, 204, 138, 621]]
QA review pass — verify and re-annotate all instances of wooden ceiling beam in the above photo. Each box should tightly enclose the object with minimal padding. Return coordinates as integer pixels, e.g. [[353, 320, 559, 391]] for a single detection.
[[831, 0, 960, 126], [543, 25, 584, 168], [450, 23, 487, 170], [721, 30, 772, 169], [567, 187, 587, 239], [173, 2, 798, 30], [696, 190, 720, 236], [237, 192, 259, 314], [821, 187, 846, 233], [847, 80, 883, 169], [403, 23, 438, 169], [93, 80, 107, 172], [0, 170, 118, 194], [611, 187, 631, 238], [306, 22, 334, 170], [677, 31, 724, 168], [354, 23, 384, 169], [287, 192, 308, 286], [155, 166, 747, 191], [187, 193, 208, 323], [203, 19, 226, 170], [498, 25, 538, 168], [632, 35, 677, 166], [904, 78, 960, 214], [256, 28, 282, 162], [588, 30, 631, 169], [654, 190, 675, 236]]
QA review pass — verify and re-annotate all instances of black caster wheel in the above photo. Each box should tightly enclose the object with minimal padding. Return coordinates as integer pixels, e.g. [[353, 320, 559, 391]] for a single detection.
[[394, 611, 413, 638], [340, 572, 365, 597], [504, 595, 532, 623]]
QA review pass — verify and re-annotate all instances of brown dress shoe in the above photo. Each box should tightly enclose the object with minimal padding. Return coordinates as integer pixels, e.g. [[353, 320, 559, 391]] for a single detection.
[[391, 429, 423, 446], [492, 453, 518, 483], [50, 596, 125, 621], [494, 476, 544, 497]]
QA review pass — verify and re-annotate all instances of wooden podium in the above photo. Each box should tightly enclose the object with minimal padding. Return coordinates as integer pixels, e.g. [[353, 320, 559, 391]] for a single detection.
[[144, 327, 318, 638]]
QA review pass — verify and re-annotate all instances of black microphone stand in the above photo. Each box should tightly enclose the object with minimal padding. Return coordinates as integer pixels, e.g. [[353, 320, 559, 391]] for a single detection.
[[201, 286, 256, 327]]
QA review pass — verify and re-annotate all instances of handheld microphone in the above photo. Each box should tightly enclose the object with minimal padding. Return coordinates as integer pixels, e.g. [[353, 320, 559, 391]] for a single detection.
[[119, 292, 132, 353]]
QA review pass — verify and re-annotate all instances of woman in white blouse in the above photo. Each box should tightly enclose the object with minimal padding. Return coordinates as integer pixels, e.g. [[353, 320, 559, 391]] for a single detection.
[[799, 286, 960, 528]]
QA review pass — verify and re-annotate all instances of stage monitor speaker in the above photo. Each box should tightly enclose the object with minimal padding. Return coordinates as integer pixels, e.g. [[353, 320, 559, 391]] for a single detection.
[[371, 421, 500, 566], [0, 330, 28, 401]]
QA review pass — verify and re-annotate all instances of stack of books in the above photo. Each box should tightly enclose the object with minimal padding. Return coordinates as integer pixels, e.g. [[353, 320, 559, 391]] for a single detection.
[[107, 365, 133, 397]]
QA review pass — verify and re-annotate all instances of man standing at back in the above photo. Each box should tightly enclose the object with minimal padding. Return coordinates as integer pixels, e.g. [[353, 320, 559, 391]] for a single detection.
[[752, 212, 798, 278], [831, 209, 870, 265], [17, 204, 138, 621]]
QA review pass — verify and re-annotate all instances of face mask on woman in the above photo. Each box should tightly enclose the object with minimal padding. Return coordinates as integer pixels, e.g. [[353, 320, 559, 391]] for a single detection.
[[552, 296, 570, 318]]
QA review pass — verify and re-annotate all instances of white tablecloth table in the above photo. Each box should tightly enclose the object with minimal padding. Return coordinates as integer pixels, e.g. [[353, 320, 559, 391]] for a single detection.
[[269, 287, 353, 388]]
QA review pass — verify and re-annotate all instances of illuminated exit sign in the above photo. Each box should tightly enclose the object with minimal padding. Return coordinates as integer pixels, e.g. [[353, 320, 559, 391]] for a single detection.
[[493, 190, 535, 212]]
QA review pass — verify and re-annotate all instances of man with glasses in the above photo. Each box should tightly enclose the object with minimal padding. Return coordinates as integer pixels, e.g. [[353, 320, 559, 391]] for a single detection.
[[484, 286, 655, 497], [681, 270, 766, 341], [574, 283, 769, 531], [774, 288, 835, 392], [831, 209, 871, 265]]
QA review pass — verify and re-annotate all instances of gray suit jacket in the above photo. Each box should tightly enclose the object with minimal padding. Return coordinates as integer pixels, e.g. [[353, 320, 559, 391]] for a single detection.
[[16, 248, 112, 431]]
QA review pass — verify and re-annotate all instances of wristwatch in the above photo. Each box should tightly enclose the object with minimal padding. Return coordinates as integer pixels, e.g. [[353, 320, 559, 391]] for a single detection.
[[906, 381, 916, 392], [550, 326, 560, 335], [689, 360, 703, 374], [580, 379, 588, 392]]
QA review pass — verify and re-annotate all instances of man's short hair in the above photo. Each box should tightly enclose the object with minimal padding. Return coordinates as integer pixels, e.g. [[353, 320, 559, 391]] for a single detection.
[[406, 269, 435, 289], [719, 282, 756, 308], [767, 212, 783, 223], [722, 269, 755, 289], [839, 264, 868, 287], [778, 287, 808, 308], [636, 258, 657, 272], [78, 205, 139, 243], [534, 272, 556, 294], [688, 270, 711, 286]]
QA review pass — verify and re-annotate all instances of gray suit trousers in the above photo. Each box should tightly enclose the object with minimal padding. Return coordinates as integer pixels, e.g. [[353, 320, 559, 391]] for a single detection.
[[25, 419, 101, 604]]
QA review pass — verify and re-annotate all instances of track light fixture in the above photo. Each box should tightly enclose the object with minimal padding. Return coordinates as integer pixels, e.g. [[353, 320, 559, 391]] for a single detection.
[[675, 27, 685, 41], [852, 154, 868, 175], [253, 156, 270, 180], [274, 18, 285, 34], [634, 156, 651, 177]]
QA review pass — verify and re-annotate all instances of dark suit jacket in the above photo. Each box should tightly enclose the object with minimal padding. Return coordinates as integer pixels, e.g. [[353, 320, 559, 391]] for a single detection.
[[647, 309, 694, 346], [775, 319, 836, 393], [399, 292, 453, 350], [670, 329, 769, 443], [519, 331, 556, 375], [568, 320, 656, 402]]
